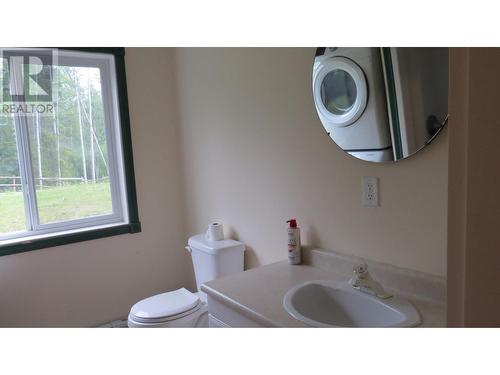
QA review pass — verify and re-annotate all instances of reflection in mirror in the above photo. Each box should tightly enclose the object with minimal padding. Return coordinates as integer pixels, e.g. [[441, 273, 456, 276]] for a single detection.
[[312, 47, 448, 163]]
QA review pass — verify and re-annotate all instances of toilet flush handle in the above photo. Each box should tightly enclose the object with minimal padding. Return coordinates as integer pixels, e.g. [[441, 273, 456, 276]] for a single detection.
[[185, 246, 192, 253]]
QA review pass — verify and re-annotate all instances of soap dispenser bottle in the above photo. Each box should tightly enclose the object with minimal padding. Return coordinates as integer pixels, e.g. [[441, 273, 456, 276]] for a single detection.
[[286, 219, 301, 265]]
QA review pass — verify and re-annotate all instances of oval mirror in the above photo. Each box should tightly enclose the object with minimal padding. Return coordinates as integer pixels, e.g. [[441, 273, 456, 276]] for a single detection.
[[312, 47, 448, 162]]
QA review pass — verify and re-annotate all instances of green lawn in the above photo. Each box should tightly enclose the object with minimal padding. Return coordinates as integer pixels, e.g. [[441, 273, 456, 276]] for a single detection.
[[0, 182, 113, 234]]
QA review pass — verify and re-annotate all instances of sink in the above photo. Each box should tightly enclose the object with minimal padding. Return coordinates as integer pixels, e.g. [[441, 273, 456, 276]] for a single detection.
[[283, 280, 421, 327]]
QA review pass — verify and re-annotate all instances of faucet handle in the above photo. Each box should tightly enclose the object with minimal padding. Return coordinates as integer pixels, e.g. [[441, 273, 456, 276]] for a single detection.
[[353, 263, 369, 277], [350, 262, 393, 299]]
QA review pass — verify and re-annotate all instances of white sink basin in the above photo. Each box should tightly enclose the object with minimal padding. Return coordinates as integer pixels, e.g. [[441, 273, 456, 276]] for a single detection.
[[283, 280, 421, 327]]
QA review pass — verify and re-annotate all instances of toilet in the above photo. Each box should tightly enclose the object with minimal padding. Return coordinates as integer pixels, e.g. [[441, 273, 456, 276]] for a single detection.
[[127, 233, 245, 327]]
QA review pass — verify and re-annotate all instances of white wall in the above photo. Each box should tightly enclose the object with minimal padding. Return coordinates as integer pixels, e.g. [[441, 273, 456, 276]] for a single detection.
[[174, 48, 448, 276], [0, 48, 194, 327]]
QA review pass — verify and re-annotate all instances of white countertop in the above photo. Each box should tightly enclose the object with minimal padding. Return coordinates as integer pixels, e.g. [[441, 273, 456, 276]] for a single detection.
[[201, 254, 446, 327]]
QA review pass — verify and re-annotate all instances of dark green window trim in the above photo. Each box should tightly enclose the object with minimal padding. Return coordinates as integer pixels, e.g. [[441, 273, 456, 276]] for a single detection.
[[1, 225, 135, 257], [0, 47, 141, 257]]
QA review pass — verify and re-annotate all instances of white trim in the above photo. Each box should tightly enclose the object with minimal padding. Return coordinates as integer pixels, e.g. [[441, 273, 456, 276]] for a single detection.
[[10, 61, 38, 231], [0, 221, 128, 247], [107, 55, 130, 223]]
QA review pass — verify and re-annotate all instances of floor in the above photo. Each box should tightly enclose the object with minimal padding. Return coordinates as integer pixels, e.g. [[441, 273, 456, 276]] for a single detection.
[[99, 319, 128, 328]]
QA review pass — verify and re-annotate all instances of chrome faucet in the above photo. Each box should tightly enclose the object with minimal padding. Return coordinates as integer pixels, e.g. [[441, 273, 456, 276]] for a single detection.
[[348, 263, 392, 299]]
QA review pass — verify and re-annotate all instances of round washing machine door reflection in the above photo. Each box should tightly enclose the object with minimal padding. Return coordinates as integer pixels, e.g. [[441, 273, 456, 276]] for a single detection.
[[312, 47, 449, 163], [313, 56, 368, 129]]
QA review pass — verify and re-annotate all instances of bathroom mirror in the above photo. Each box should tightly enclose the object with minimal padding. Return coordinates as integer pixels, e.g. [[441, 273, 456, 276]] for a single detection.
[[312, 47, 448, 162]]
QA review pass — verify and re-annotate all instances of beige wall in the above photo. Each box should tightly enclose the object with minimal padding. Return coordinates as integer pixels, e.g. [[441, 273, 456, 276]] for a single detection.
[[447, 48, 468, 326], [447, 48, 500, 327], [0, 47, 449, 327], [0, 48, 194, 327], [174, 48, 448, 276]]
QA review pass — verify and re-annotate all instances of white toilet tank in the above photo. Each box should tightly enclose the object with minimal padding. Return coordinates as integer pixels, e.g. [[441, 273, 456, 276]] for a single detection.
[[187, 234, 245, 292]]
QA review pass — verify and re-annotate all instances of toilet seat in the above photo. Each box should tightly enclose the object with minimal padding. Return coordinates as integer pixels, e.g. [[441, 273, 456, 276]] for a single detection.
[[129, 288, 201, 324], [129, 303, 203, 325]]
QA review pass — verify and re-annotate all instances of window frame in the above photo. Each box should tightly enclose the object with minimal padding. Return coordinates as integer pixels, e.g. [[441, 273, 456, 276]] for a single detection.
[[0, 47, 141, 257]]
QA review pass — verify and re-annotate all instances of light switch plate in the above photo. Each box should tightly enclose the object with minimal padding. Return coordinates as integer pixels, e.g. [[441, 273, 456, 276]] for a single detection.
[[362, 176, 379, 207]]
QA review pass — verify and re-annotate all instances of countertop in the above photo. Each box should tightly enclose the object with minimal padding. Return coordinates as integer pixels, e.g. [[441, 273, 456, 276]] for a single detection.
[[201, 258, 446, 327]]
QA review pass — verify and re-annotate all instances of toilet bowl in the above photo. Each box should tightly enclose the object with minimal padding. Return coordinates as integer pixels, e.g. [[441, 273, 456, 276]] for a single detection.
[[128, 288, 208, 328], [127, 232, 245, 328]]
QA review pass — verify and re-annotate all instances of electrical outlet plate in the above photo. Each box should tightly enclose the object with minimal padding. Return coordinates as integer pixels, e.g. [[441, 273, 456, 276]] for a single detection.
[[362, 176, 379, 207]]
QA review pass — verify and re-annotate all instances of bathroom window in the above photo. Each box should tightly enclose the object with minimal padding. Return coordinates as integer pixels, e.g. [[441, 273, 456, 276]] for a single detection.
[[0, 48, 140, 256]]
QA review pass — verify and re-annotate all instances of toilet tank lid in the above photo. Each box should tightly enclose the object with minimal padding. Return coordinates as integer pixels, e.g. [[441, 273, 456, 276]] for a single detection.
[[188, 234, 245, 255]]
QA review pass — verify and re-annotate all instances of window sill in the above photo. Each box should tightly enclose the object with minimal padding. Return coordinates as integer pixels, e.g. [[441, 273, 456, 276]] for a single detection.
[[0, 221, 141, 257]]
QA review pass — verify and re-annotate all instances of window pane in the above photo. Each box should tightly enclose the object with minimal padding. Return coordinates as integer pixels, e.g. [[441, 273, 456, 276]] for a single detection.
[[27, 65, 113, 225], [0, 114, 26, 234]]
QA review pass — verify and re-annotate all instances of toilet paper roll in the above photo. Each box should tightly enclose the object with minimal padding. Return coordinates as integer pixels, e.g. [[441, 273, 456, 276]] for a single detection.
[[206, 222, 224, 241]]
